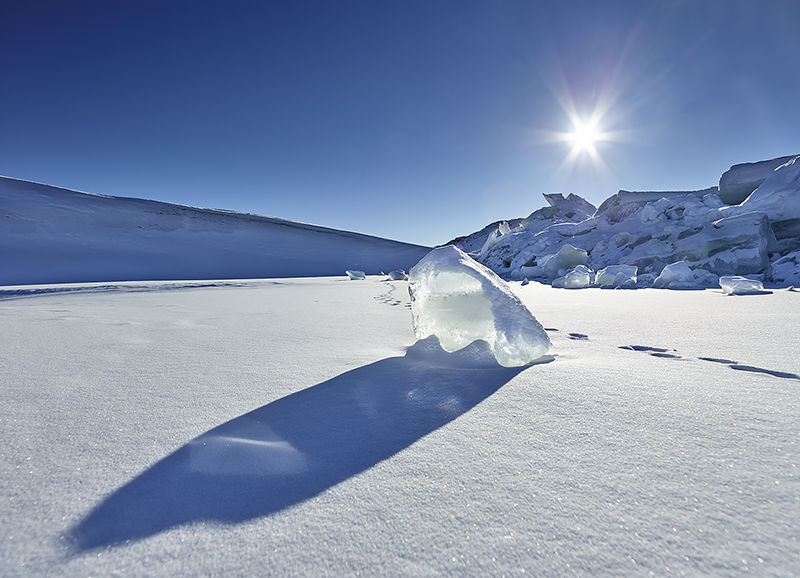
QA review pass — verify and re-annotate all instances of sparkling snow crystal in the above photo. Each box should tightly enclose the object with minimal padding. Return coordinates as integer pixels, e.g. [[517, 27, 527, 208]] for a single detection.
[[408, 246, 551, 367]]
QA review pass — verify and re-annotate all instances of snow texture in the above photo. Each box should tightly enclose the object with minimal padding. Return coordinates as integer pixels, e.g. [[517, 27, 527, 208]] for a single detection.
[[408, 246, 551, 367], [2, 277, 798, 578], [0, 176, 431, 285]]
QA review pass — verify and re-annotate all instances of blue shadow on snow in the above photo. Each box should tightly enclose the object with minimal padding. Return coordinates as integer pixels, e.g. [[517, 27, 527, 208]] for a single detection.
[[68, 340, 542, 551]]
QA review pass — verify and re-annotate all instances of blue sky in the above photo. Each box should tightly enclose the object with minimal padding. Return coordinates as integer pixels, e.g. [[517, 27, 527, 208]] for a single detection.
[[2, 1, 798, 246]]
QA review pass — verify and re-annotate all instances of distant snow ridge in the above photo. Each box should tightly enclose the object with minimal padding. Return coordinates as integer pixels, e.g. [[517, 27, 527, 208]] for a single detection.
[[0, 176, 431, 285], [408, 246, 551, 367], [468, 154, 800, 289]]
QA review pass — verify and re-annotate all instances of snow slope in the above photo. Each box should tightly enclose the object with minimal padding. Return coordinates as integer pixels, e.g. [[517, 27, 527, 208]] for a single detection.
[[0, 176, 430, 285], [1, 277, 798, 577]]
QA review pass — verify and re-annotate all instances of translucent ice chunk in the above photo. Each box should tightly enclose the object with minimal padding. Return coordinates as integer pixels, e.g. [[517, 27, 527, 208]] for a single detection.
[[538, 244, 588, 278], [653, 261, 696, 289], [478, 228, 500, 261], [596, 265, 637, 288], [387, 269, 408, 280], [562, 265, 594, 288], [409, 246, 551, 367], [719, 276, 764, 295], [346, 270, 366, 280]]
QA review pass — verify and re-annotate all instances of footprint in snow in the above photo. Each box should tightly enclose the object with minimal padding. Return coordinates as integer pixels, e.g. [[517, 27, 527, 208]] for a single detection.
[[622, 347, 799, 379]]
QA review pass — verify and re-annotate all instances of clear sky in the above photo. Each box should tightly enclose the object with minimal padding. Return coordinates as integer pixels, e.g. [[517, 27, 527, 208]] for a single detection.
[[2, 1, 799, 247]]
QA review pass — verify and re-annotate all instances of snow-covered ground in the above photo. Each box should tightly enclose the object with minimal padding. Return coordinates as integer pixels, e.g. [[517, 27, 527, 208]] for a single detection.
[[2, 276, 798, 577], [0, 176, 430, 285]]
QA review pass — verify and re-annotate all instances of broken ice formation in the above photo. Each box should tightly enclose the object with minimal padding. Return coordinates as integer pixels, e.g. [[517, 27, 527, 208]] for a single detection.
[[452, 153, 800, 289], [408, 246, 551, 367], [719, 276, 765, 295], [387, 269, 408, 281], [346, 270, 366, 280]]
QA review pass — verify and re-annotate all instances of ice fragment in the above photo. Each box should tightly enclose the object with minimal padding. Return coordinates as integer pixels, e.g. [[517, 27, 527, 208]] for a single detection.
[[346, 270, 366, 280], [387, 269, 408, 280], [653, 261, 696, 289], [596, 265, 637, 288], [719, 276, 765, 295], [409, 246, 551, 367]]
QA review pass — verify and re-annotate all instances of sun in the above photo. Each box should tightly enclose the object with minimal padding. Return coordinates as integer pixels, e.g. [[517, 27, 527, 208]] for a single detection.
[[568, 119, 601, 154]]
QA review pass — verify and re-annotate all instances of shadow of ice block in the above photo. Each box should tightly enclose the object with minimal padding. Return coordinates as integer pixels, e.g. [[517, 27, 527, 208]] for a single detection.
[[409, 246, 551, 367], [68, 348, 528, 551]]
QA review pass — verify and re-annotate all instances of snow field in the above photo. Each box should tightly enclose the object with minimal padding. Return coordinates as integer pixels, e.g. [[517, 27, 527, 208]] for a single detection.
[[1, 278, 798, 577]]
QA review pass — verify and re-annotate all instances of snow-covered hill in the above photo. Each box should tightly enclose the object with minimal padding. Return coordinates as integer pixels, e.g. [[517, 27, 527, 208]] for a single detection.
[[0, 176, 431, 286]]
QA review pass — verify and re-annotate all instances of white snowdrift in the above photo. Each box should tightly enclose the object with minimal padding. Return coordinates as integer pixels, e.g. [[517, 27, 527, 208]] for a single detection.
[[0, 176, 431, 285], [408, 246, 551, 367], [467, 155, 800, 289]]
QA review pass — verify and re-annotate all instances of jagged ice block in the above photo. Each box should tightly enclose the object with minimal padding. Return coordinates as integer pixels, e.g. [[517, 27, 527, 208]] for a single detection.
[[409, 246, 551, 367]]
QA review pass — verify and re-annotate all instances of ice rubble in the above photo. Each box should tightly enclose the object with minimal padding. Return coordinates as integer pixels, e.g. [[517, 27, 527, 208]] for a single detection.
[[467, 154, 800, 289], [346, 270, 366, 280], [448, 193, 596, 257], [408, 246, 551, 367]]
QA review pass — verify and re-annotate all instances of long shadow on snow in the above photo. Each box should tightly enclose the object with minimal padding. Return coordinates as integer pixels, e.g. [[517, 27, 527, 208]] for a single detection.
[[68, 347, 531, 551]]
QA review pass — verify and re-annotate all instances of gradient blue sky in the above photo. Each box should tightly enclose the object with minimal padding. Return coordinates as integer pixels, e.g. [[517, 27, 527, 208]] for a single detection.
[[2, 1, 798, 246]]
